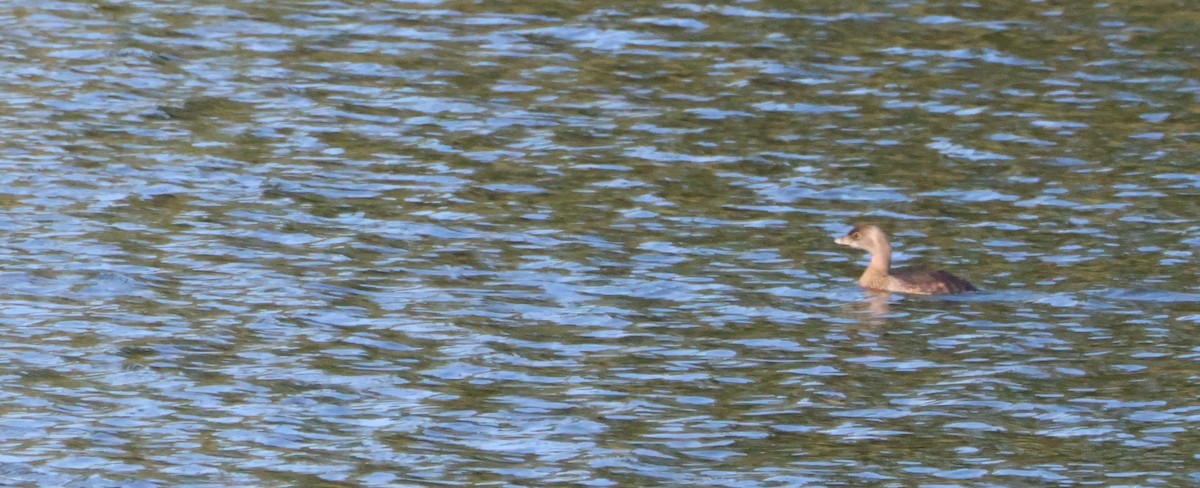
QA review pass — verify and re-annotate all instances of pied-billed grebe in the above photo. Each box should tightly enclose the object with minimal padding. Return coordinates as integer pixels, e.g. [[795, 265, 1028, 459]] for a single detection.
[[835, 224, 977, 295]]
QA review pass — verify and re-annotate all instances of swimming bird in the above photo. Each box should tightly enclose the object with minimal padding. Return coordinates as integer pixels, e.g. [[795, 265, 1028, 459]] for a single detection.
[[835, 224, 977, 295]]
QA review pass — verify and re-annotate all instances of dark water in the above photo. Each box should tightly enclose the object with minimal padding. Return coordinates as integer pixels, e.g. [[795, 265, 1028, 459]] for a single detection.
[[0, 0, 1197, 485]]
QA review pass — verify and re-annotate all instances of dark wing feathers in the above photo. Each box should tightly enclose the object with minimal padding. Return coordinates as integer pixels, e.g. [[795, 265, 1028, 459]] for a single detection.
[[891, 267, 977, 294]]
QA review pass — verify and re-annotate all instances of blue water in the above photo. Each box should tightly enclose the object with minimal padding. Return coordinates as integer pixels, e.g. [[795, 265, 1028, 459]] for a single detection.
[[0, 0, 1196, 486]]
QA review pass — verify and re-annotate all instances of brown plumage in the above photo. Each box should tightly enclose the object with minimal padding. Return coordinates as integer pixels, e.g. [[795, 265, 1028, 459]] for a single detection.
[[834, 224, 977, 295]]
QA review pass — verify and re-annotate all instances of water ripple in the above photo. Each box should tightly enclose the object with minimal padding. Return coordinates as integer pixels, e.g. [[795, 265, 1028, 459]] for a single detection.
[[0, 0, 1195, 486]]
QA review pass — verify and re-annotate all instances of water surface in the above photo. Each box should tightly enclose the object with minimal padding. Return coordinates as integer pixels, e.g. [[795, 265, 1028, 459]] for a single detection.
[[0, 0, 1197, 485]]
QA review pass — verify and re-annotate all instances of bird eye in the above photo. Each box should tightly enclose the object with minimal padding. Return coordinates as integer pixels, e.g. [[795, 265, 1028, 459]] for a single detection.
[[851, 232, 861, 240]]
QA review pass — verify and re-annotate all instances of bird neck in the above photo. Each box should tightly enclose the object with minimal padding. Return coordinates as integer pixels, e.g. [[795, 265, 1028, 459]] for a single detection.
[[866, 245, 891, 276]]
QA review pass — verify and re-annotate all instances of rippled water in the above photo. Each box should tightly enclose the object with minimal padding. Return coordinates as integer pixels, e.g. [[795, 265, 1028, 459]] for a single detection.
[[0, 0, 1197, 485]]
